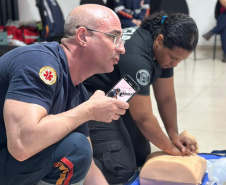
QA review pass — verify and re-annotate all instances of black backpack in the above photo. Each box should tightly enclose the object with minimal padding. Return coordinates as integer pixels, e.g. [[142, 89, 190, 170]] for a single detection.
[[36, 0, 64, 42]]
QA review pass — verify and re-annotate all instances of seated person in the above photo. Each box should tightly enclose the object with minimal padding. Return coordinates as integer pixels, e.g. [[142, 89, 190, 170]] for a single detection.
[[113, 0, 150, 28], [203, 0, 226, 62]]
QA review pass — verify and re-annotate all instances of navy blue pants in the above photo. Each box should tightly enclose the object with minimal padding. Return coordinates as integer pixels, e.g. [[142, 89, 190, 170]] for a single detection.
[[0, 132, 92, 185], [212, 12, 226, 53]]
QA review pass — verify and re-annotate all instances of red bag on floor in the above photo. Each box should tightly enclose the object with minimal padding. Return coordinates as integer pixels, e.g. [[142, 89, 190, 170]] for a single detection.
[[0, 26, 40, 45], [19, 26, 40, 44], [0, 26, 23, 43]]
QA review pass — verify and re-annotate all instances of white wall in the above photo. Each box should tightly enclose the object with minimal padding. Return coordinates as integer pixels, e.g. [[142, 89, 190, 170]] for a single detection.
[[187, 0, 217, 46], [18, 0, 79, 22], [17, 0, 218, 46]]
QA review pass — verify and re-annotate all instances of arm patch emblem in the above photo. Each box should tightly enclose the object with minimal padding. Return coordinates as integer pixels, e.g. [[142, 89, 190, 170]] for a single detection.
[[39, 66, 57, 85]]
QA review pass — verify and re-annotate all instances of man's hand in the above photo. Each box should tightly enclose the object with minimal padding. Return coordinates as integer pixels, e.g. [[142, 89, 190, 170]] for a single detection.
[[171, 134, 198, 155], [88, 90, 129, 123]]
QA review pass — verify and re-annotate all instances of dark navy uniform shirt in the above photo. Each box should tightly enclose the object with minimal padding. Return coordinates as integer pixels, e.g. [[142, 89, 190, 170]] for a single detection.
[[84, 27, 173, 96], [0, 42, 89, 148]]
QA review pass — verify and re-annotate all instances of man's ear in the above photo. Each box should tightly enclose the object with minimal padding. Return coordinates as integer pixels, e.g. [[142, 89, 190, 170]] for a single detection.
[[76, 27, 87, 46], [155, 34, 164, 47]]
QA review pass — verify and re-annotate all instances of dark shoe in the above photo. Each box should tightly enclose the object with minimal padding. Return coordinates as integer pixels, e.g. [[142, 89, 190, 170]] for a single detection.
[[202, 31, 214, 41], [222, 53, 226, 63]]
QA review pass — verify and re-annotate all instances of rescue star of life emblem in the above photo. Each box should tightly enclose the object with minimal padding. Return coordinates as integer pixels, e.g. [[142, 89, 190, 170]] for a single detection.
[[39, 66, 57, 85]]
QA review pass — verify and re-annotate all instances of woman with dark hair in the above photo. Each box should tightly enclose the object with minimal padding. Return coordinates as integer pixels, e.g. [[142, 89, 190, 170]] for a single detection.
[[84, 12, 199, 184], [141, 11, 198, 51]]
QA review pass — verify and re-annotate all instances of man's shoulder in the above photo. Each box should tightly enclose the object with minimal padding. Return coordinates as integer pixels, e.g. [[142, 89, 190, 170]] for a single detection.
[[6, 42, 61, 59]]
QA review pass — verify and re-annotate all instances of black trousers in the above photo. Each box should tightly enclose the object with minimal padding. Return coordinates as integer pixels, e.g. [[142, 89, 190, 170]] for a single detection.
[[88, 110, 151, 184]]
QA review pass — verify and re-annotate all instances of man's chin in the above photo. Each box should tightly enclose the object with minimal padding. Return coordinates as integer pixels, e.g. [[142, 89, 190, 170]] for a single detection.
[[108, 65, 116, 73], [101, 67, 114, 74], [107, 68, 114, 73]]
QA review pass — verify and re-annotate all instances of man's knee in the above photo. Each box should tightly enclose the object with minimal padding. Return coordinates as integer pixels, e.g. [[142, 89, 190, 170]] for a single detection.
[[64, 133, 92, 181], [45, 133, 92, 184]]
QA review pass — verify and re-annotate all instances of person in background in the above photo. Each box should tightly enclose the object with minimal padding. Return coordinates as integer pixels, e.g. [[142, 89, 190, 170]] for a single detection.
[[113, 0, 150, 28], [203, 0, 226, 62], [84, 12, 199, 184], [0, 4, 127, 185]]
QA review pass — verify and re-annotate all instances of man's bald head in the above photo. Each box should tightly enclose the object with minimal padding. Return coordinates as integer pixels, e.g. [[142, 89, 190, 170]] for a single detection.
[[64, 4, 120, 38]]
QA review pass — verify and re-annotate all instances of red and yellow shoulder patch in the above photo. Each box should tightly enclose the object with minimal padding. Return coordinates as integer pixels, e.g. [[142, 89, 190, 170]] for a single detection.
[[39, 66, 57, 85]]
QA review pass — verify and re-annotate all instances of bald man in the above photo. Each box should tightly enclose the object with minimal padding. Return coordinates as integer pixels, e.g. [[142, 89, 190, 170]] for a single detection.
[[0, 4, 126, 185]]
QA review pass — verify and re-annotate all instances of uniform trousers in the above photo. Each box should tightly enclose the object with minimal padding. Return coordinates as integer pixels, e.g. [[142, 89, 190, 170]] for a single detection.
[[0, 132, 92, 185]]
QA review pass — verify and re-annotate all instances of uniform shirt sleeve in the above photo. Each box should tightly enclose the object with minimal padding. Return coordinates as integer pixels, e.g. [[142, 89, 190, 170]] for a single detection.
[[6, 50, 60, 112]]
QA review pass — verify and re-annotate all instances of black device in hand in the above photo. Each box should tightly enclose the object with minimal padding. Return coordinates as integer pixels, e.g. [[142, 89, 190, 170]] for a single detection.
[[106, 74, 140, 102]]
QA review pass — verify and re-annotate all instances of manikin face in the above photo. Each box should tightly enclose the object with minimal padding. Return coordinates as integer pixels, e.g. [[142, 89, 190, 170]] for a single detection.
[[154, 34, 192, 69]]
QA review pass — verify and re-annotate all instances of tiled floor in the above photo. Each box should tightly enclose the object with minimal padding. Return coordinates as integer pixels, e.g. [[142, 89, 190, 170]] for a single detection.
[[151, 46, 226, 154]]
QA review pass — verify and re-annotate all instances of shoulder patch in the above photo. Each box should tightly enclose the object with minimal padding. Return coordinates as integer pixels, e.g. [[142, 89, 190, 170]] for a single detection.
[[39, 66, 57, 85], [136, 69, 150, 86]]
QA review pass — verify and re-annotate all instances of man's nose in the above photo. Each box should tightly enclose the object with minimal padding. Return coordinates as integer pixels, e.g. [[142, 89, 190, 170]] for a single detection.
[[115, 42, 125, 54]]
